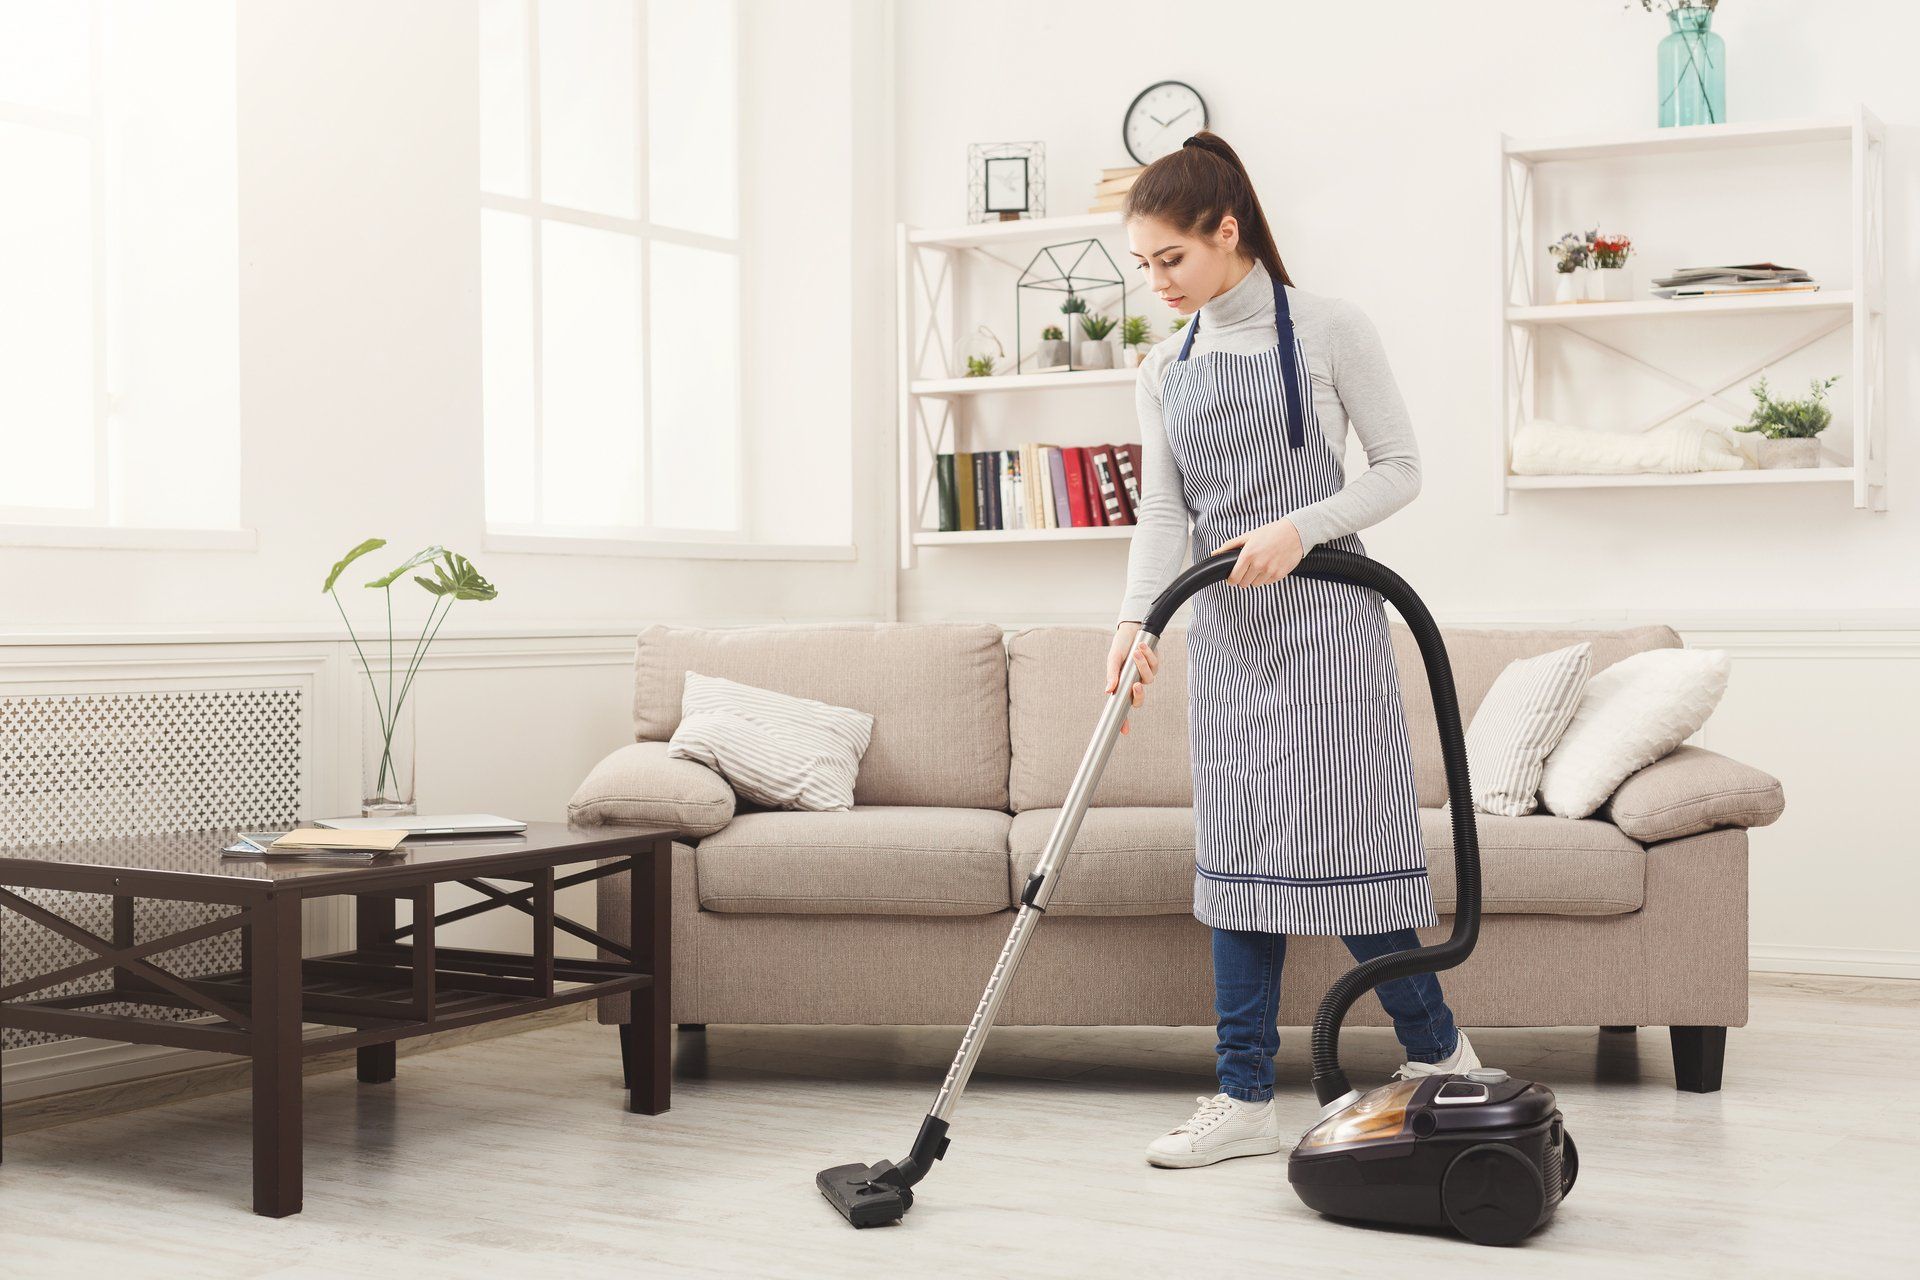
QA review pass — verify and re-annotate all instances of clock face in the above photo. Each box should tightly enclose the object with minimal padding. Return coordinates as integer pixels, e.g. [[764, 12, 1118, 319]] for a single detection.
[[1123, 81, 1207, 166]]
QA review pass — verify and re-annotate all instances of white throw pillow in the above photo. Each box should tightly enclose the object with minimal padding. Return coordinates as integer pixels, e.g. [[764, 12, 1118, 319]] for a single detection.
[[665, 671, 874, 812], [1537, 648, 1732, 820], [1465, 642, 1593, 816]]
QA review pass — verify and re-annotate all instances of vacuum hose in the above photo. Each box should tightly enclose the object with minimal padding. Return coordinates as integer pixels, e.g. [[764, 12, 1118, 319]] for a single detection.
[[1141, 547, 1481, 1107]]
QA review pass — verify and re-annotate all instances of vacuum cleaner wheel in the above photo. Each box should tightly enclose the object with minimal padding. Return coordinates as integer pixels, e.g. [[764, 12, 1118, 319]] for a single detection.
[[1439, 1143, 1547, 1247]]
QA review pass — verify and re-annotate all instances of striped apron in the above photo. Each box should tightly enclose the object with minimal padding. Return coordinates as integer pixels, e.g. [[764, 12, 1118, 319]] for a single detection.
[[1161, 271, 1435, 936]]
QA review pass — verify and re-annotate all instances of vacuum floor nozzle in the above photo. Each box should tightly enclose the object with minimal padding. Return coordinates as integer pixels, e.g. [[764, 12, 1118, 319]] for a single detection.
[[816, 1160, 913, 1228]]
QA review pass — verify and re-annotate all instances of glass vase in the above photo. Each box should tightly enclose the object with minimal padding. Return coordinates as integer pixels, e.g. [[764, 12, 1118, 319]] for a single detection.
[[361, 676, 417, 818], [1657, 7, 1725, 128]]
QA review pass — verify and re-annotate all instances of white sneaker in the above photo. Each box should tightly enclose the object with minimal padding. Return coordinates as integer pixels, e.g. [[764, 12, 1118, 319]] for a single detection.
[[1394, 1029, 1481, 1081], [1144, 1092, 1285, 1169]]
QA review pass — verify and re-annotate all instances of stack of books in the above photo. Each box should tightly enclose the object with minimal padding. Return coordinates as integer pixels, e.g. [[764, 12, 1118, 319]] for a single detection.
[[1650, 263, 1820, 299], [1089, 165, 1144, 213], [936, 443, 1142, 531]]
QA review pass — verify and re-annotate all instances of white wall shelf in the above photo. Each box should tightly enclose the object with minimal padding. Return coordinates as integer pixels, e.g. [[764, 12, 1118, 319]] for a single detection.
[[896, 211, 1147, 569], [1495, 106, 1886, 511], [910, 368, 1137, 397]]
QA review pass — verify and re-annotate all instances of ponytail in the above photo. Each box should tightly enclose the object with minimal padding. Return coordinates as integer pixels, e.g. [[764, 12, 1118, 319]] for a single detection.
[[1124, 130, 1293, 287]]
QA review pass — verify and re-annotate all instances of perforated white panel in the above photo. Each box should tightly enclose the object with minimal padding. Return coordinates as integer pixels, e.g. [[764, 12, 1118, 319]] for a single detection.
[[1, 687, 306, 1049]]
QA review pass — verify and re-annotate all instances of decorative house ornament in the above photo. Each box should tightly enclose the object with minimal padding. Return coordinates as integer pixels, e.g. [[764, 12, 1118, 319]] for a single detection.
[[1015, 238, 1128, 374]]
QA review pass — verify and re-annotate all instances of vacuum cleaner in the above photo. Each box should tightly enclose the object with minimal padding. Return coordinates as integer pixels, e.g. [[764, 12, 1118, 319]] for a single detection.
[[817, 546, 1575, 1244]]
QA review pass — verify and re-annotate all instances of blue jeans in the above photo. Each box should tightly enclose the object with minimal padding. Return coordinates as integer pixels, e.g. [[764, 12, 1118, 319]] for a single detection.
[[1211, 925, 1460, 1103]]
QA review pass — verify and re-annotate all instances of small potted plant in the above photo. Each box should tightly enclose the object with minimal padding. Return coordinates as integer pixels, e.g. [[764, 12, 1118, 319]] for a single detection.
[[1548, 230, 1592, 304], [1734, 373, 1839, 470], [1078, 312, 1118, 369], [1169, 314, 1188, 332], [1060, 292, 1089, 365], [1120, 313, 1152, 366], [1590, 232, 1634, 302], [1037, 325, 1068, 369]]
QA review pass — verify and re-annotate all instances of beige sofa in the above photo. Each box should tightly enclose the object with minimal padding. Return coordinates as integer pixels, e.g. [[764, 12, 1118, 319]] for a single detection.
[[571, 621, 1786, 1093]]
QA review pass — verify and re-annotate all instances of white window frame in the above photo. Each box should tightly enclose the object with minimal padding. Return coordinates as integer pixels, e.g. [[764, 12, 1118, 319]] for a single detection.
[[0, 0, 250, 553], [479, 1, 838, 561]]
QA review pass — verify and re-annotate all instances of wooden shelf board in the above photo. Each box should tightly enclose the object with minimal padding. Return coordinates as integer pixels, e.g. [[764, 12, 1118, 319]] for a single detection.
[[1505, 467, 1857, 490], [911, 368, 1138, 396]]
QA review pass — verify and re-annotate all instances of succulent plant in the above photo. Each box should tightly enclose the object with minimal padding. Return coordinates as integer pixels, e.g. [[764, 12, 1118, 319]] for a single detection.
[[1120, 314, 1151, 346], [1059, 292, 1089, 315], [1080, 312, 1117, 341], [1041, 325, 1063, 341]]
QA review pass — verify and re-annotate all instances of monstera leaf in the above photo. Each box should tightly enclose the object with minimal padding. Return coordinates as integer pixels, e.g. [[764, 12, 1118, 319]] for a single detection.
[[413, 551, 498, 601], [365, 544, 447, 589], [323, 537, 387, 592]]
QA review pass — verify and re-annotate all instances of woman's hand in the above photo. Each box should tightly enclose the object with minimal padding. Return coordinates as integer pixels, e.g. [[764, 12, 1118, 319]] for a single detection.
[[1105, 622, 1158, 736], [1211, 517, 1304, 588]]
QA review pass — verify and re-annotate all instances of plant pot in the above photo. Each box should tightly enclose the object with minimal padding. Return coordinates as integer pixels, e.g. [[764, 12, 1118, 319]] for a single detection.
[[1756, 437, 1820, 470], [362, 675, 417, 817], [1037, 339, 1069, 369], [1067, 328, 1084, 367], [1553, 271, 1582, 304], [1593, 266, 1632, 302], [1079, 340, 1113, 369], [1123, 344, 1146, 368]]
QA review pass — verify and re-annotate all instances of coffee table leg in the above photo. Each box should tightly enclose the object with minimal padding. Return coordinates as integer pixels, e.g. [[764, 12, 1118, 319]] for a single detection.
[[625, 839, 671, 1114], [358, 1043, 397, 1083], [252, 893, 303, 1217]]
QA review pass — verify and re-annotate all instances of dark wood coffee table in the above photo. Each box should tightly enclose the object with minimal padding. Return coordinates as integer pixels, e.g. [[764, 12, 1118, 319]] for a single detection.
[[0, 819, 675, 1217]]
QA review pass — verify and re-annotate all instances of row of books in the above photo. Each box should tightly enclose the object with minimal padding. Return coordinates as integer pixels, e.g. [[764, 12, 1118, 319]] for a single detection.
[[936, 443, 1143, 532]]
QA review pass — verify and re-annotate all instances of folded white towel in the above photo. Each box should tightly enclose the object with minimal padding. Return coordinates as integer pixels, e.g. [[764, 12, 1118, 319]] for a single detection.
[[1512, 418, 1749, 475]]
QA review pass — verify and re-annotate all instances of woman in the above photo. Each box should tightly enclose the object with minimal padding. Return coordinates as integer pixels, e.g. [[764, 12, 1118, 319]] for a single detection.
[[1103, 131, 1477, 1170]]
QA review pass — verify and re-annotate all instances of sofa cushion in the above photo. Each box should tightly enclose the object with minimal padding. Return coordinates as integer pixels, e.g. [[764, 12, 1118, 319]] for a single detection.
[[693, 806, 1013, 915], [631, 622, 1009, 809], [667, 671, 874, 811], [1007, 806, 1645, 917], [1392, 623, 1682, 807], [1601, 744, 1786, 842], [567, 740, 737, 836], [1007, 625, 1193, 812]]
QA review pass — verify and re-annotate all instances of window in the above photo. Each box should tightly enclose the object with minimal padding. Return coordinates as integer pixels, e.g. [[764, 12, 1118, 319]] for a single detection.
[[0, 0, 241, 537], [479, 0, 743, 543]]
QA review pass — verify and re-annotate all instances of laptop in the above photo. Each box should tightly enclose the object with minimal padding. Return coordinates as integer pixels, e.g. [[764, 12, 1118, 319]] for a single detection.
[[314, 813, 529, 836]]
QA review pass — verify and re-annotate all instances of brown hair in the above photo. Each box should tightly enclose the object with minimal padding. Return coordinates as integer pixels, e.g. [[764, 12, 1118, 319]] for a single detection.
[[1124, 130, 1294, 287]]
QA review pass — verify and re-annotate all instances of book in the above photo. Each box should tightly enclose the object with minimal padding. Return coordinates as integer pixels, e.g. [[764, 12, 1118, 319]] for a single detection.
[[1092, 444, 1133, 525], [1115, 442, 1143, 515], [957, 450, 976, 530], [1078, 448, 1108, 525], [222, 828, 407, 859], [1063, 446, 1094, 526], [1047, 446, 1072, 529], [937, 453, 958, 531]]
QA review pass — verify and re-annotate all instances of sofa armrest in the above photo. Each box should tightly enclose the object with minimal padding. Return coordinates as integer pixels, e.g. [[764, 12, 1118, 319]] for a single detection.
[[1600, 744, 1784, 843], [567, 740, 736, 836]]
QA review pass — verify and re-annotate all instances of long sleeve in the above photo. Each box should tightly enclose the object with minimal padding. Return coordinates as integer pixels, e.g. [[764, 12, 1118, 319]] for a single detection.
[[1116, 355, 1192, 627], [1283, 299, 1422, 553]]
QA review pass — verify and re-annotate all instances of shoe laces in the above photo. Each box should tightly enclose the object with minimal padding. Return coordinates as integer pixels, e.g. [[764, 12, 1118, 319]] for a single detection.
[[1171, 1093, 1237, 1136]]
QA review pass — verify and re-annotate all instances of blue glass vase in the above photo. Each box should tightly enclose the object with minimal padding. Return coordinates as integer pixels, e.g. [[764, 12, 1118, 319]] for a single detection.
[[1657, 7, 1726, 127]]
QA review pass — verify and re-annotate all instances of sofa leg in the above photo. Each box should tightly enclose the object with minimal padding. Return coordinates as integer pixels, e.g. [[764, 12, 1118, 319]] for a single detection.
[[1670, 1026, 1726, 1093], [1600, 1025, 1637, 1033], [677, 1023, 707, 1033]]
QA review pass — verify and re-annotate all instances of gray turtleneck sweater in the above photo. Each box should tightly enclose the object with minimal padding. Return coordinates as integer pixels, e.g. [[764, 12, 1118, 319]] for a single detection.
[[1116, 259, 1421, 627]]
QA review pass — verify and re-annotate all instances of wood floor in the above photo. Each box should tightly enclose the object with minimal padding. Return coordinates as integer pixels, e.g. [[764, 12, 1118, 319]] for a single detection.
[[0, 973, 1913, 1277]]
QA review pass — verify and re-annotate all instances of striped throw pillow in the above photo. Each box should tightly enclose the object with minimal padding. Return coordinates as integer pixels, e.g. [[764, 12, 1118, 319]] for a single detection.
[[664, 671, 875, 812], [1463, 642, 1593, 817]]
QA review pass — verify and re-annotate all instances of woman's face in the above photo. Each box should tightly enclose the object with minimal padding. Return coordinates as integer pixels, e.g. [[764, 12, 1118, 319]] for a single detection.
[[1126, 213, 1243, 317]]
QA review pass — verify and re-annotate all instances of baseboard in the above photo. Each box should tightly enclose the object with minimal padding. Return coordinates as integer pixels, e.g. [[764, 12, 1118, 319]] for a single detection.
[[1750, 945, 1920, 980], [1, 1002, 592, 1136]]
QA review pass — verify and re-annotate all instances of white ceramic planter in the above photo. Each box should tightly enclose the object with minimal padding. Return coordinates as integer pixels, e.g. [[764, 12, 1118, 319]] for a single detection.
[[1080, 340, 1113, 369], [1589, 266, 1632, 302], [1037, 339, 1069, 368], [1553, 271, 1582, 304]]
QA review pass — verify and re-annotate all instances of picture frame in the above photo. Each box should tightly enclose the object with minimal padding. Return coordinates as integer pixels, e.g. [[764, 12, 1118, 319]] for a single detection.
[[967, 141, 1046, 224]]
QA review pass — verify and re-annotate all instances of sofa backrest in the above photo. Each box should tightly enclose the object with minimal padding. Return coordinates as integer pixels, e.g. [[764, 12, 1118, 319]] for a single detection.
[[1006, 624, 1194, 813], [631, 622, 1010, 809], [1007, 621, 1682, 811]]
